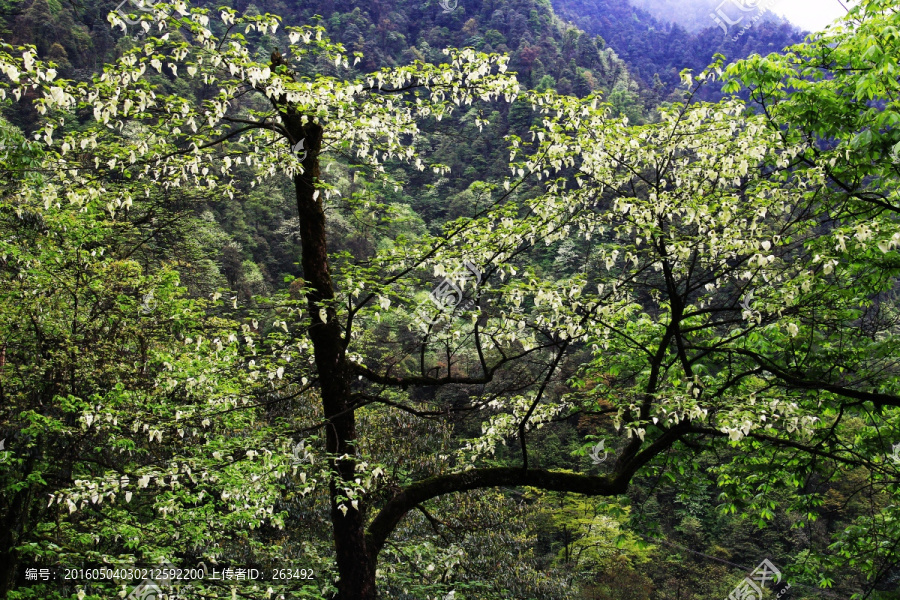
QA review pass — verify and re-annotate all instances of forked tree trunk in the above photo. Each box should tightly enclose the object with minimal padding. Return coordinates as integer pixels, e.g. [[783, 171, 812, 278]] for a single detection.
[[290, 121, 377, 599]]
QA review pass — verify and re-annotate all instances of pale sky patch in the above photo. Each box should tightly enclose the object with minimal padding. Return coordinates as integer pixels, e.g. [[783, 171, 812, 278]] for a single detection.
[[770, 0, 858, 32]]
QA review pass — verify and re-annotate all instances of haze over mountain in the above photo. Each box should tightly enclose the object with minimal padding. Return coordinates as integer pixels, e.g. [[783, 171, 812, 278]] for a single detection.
[[629, 0, 855, 33], [549, 0, 802, 99], [627, 0, 786, 32]]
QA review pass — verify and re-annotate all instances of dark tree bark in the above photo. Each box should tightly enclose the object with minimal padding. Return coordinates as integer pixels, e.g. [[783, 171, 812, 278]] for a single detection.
[[0, 455, 36, 599], [286, 118, 378, 599], [365, 467, 624, 560]]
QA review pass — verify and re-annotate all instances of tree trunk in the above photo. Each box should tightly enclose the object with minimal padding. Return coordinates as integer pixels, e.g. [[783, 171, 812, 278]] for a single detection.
[[0, 456, 36, 598], [290, 121, 377, 599], [0, 488, 27, 596]]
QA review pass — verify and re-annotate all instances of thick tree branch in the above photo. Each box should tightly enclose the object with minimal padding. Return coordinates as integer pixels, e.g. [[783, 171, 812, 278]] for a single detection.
[[729, 348, 900, 408], [365, 467, 624, 559]]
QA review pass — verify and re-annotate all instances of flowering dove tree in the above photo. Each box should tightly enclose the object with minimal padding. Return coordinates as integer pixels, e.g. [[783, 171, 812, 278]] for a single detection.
[[0, 0, 898, 598]]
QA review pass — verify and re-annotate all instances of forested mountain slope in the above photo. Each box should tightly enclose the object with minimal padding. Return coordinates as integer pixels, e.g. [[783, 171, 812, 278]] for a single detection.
[[2, 0, 802, 104], [628, 0, 788, 32], [550, 0, 802, 97]]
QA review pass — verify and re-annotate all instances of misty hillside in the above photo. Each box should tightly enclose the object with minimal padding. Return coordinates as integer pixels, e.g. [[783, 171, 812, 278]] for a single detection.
[[627, 0, 790, 33], [549, 0, 802, 97]]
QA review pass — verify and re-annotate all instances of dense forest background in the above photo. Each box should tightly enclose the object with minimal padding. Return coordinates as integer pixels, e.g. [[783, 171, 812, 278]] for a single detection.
[[1, 0, 898, 598]]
